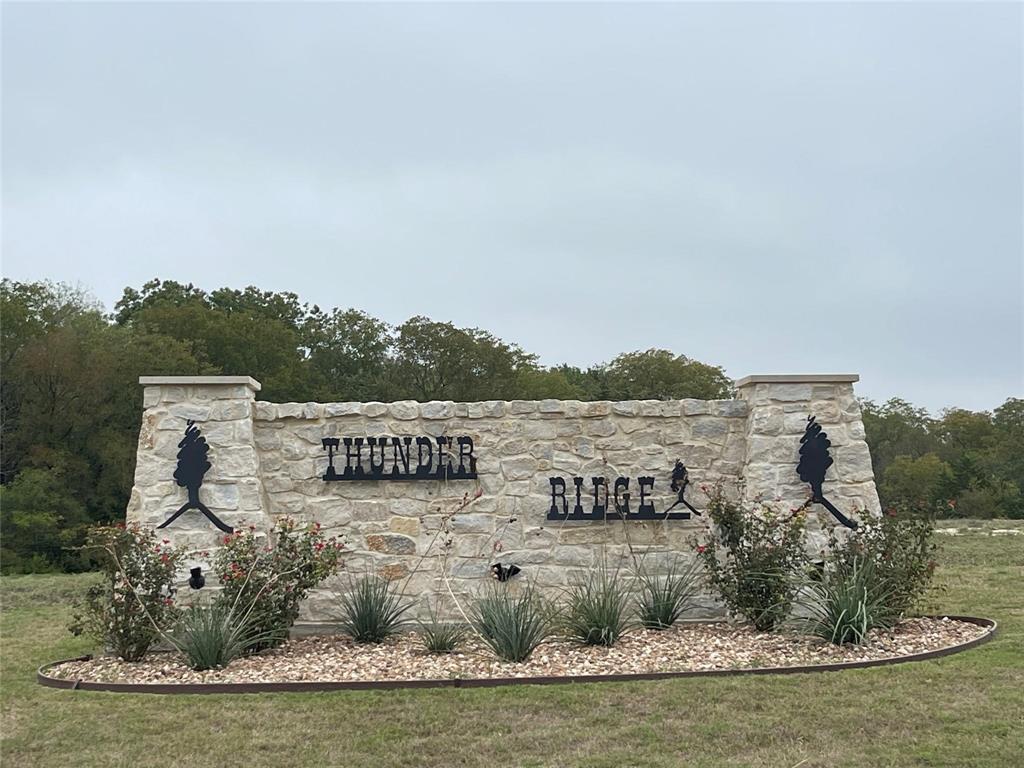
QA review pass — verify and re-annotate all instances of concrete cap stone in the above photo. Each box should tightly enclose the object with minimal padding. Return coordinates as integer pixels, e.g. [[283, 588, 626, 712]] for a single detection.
[[734, 374, 859, 388], [138, 375, 262, 392]]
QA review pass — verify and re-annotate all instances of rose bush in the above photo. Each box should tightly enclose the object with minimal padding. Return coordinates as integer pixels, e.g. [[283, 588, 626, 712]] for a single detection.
[[212, 518, 343, 651], [697, 486, 808, 631], [69, 523, 184, 661], [827, 506, 939, 619]]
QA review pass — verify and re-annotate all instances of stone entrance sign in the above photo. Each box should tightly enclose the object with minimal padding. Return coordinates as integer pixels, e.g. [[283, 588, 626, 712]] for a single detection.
[[127, 374, 880, 623]]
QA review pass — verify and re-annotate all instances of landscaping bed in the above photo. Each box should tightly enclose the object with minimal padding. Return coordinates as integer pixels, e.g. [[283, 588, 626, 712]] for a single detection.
[[42, 616, 992, 689]]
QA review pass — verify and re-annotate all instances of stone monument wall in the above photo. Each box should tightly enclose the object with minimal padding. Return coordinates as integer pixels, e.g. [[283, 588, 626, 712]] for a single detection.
[[127, 374, 880, 623]]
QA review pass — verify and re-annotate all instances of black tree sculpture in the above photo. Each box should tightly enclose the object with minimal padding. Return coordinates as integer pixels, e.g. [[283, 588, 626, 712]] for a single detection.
[[664, 460, 701, 516], [797, 416, 858, 530], [157, 420, 234, 534]]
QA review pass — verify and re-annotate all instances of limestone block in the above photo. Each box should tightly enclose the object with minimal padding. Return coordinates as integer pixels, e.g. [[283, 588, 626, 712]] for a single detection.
[[276, 403, 304, 419], [143, 387, 161, 409], [619, 419, 648, 434], [324, 403, 361, 417], [778, 413, 811, 436], [365, 534, 416, 555], [254, 430, 282, 451], [378, 563, 409, 582], [553, 545, 595, 567], [750, 408, 783, 436], [508, 400, 537, 414], [158, 386, 188, 403], [524, 422, 556, 440], [350, 501, 389, 522], [580, 402, 611, 417], [451, 513, 495, 534], [808, 401, 840, 422], [388, 401, 419, 420], [421, 401, 455, 419], [691, 418, 729, 440], [612, 401, 641, 416], [389, 517, 420, 536], [156, 415, 188, 432], [361, 402, 388, 417], [835, 444, 875, 483], [714, 400, 749, 418], [585, 420, 616, 437], [681, 399, 711, 416], [763, 383, 813, 402], [202, 483, 240, 510], [253, 401, 276, 420]]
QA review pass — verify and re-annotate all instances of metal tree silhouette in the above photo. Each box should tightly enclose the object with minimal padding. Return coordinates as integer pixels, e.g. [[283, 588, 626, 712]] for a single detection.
[[664, 460, 701, 517], [157, 420, 233, 533], [797, 416, 858, 530]]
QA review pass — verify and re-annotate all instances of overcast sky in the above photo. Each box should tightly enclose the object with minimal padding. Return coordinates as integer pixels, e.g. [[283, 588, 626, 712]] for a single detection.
[[3, 2, 1021, 412]]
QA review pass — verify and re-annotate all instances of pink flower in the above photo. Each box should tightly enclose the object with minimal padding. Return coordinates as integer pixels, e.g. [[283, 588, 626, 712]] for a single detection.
[[696, 545, 707, 554]]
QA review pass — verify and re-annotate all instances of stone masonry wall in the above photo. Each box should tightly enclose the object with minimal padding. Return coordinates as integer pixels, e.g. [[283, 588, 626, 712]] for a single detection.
[[127, 374, 881, 625]]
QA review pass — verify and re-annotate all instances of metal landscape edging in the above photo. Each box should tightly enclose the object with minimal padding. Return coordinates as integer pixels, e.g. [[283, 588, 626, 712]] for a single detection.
[[37, 615, 997, 695]]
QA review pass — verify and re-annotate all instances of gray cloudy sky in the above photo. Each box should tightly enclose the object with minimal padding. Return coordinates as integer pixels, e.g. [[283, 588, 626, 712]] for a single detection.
[[3, 2, 1021, 412]]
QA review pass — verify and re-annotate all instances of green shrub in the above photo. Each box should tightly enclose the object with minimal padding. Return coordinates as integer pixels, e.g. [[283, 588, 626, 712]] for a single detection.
[[337, 574, 412, 643], [793, 556, 895, 644], [697, 486, 808, 631], [471, 584, 553, 662], [69, 523, 184, 661], [636, 558, 702, 630], [213, 519, 343, 651], [417, 602, 467, 654], [828, 508, 939, 618], [562, 561, 632, 646], [172, 602, 272, 671]]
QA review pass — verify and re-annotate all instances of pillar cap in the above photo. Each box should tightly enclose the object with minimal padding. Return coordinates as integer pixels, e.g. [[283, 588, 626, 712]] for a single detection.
[[139, 376, 262, 392], [734, 374, 859, 388]]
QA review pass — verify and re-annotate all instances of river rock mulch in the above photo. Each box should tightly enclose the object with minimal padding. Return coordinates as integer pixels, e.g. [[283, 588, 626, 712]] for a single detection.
[[47, 617, 986, 686]]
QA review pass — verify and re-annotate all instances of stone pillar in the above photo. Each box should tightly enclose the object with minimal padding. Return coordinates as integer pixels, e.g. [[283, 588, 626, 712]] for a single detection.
[[127, 376, 270, 554], [736, 374, 881, 549]]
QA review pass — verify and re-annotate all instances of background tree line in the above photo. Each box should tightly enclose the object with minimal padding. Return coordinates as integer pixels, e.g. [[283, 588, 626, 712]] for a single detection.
[[1, 279, 1020, 573], [0, 279, 731, 572]]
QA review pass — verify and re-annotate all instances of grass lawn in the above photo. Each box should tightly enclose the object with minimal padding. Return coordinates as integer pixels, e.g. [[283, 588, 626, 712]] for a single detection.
[[2, 521, 1022, 768]]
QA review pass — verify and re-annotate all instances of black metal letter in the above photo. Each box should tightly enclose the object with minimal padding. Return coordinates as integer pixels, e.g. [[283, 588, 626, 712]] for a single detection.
[[457, 436, 477, 477], [548, 477, 568, 519], [637, 476, 656, 518], [322, 437, 340, 480], [415, 437, 434, 478]]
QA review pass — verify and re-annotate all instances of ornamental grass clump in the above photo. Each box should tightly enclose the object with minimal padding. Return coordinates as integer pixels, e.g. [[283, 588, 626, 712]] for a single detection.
[[562, 560, 633, 646], [635, 558, 702, 630], [337, 574, 413, 643], [213, 519, 343, 652], [172, 602, 274, 671], [471, 583, 554, 662], [417, 601, 468, 654], [793, 556, 895, 645], [69, 523, 184, 662], [697, 486, 808, 632]]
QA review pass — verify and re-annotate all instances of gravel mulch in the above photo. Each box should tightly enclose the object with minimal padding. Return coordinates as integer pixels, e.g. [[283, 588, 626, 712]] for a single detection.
[[47, 617, 988, 686]]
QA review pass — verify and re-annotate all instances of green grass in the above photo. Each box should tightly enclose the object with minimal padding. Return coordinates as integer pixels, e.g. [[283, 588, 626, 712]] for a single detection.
[[2, 521, 1022, 768]]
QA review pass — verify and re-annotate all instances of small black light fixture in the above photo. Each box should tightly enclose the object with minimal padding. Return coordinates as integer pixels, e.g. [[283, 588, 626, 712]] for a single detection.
[[490, 563, 521, 582], [188, 566, 205, 590]]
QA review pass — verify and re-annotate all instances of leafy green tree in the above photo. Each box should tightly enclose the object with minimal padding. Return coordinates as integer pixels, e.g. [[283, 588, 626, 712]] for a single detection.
[[879, 454, 953, 509], [0, 468, 92, 573], [305, 308, 393, 402], [603, 349, 732, 400], [391, 316, 536, 401], [861, 398, 938, 478]]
